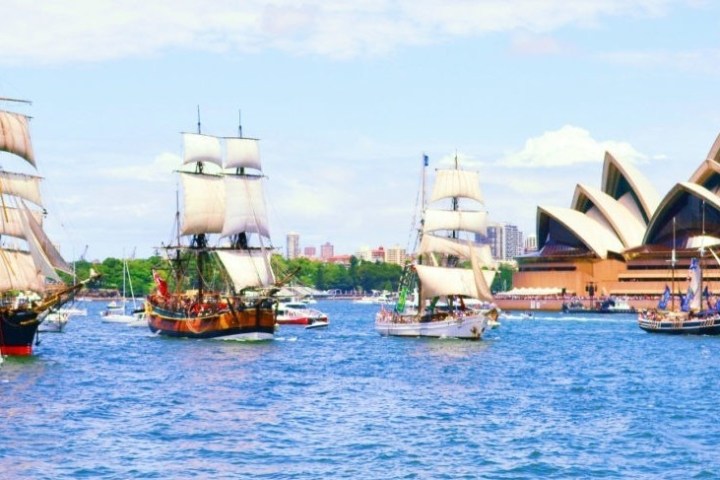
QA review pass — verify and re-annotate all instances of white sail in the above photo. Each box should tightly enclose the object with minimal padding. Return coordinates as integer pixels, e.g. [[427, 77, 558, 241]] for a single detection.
[[416, 264, 491, 300], [0, 171, 43, 206], [182, 133, 222, 167], [419, 234, 494, 267], [0, 250, 45, 291], [423, 209, 487, 236], [217, 250, 275, 291], [689, 258, 702, 311], [180, 173, 225, 235], [221, 175, 270, 239], [225, 137, 261, 171], [20, 202, 72, 275], [0, 111, 35, 168], [471, 250, 494, 301], [0, 206, 43, 239], [429, 169, 483, 203], [482, 269, 497, 289]]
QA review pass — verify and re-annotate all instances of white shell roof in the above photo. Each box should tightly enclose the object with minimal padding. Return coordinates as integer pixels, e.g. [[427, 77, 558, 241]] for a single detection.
[[571, 184, 646, 248], [689, 132, 720, 188], [601, 152, 660, 223], [539, 206, 625, 259], [645, 181, 720, 245]]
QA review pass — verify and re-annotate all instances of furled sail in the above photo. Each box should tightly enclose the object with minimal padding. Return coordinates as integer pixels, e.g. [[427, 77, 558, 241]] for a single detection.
[[0, 111, 35, 167], [423, 209, 487, 236], [429, 169, 483, 203], [225, 137, 261, 171], [180, 173, 225, 235], [221, 175, 270, 238], [182, 133, 222, 167], [0, 250, 45, 291], [216, 250, 275, 291], [0, 171, 43, 206]]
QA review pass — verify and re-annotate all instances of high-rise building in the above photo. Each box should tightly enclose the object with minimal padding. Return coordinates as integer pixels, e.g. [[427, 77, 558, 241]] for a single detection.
[[320, 242, 334, 259], [385, 245, 406, 266], [486, 223, 505, 260], [524, 234, 538, 253], [504, 224, 522, 260], [286, 232, 300, 259], [304, 246, 317, 258]]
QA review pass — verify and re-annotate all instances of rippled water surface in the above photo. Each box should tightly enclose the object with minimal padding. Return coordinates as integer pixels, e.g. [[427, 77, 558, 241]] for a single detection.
[[2, 302, 720, 479]]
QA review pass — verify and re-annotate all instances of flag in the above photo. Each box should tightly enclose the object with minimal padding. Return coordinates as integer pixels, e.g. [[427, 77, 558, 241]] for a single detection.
[[152, 269, 170, 299], [681, 292, 692, 312], [658, 285, 670, 310], [423, 154, 429, 167], [395, 287, 407, 313]]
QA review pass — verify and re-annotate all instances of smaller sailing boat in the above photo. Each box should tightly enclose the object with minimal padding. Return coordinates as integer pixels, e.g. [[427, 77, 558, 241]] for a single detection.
[[101, 255, 140, 323], [638, 211, 720, 334], [145, 111, 281, 340], [0, 96, 99, 355], [375, 154, 499, 340]]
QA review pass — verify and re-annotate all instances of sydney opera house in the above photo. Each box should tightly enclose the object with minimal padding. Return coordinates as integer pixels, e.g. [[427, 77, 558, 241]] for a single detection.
[[512, 133, 720, 299]]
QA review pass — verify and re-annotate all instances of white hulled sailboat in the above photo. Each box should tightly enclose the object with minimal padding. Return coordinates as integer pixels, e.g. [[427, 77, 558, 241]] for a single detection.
[[375, 154, 498, 339]]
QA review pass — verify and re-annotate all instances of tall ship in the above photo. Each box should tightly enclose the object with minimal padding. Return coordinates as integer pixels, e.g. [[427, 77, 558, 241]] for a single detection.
[[145, 113, 279, 340], [638, 213, 720, 334], [375, 154, 499, 339], [0, 97, 96, 355]]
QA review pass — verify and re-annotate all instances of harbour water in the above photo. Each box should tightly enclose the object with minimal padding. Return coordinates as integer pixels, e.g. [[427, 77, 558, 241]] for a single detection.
[[2, 301, 720, 479]]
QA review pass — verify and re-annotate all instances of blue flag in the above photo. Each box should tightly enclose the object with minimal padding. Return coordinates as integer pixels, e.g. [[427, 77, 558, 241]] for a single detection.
[[681, 291, 693, 312], [658, 285, 670, 310], [423, 154, 429, 167]]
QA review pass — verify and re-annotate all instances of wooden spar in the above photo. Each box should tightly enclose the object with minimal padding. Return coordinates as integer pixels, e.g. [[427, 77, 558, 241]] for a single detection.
[[0, 97, 31, 105]]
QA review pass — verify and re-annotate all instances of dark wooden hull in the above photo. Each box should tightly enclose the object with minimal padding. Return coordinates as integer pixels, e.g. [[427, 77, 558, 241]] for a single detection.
[[638, 312, 720, 335], [146, 299, 276, 340], [0, 310, 41, 356]]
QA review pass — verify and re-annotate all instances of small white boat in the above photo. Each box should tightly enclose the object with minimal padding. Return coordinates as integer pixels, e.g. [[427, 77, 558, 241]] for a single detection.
[[125, 310, 148, 328], [305, 320, 329, 329], [276, 300, 329, 326], [39, 310, 70, 332]]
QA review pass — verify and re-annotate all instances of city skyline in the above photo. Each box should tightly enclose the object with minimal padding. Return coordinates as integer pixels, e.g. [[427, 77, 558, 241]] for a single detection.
[[1, 2, 718, 260]]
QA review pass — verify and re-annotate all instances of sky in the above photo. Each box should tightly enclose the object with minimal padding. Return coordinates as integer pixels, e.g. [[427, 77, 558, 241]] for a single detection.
[[2, 0, 720, 262]]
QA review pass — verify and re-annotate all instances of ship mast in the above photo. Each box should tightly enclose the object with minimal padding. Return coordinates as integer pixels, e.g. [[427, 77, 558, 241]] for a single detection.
[[231, 109, 248, 251], [671, 217, 676, 311], [193, 105, 208, 300], [416, 153, 428, 319], [700, 200, 706, 311]]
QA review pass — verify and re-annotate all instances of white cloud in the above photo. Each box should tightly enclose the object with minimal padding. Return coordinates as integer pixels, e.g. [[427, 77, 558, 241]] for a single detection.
[[0, 0, 686, 64], [598, 48, 720, 75], [99, 152, 181, 182], [501, 125, 647, 168]]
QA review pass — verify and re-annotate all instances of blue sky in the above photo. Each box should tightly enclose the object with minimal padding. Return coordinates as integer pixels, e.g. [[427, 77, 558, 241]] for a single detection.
[[1, 0, 719, 261]]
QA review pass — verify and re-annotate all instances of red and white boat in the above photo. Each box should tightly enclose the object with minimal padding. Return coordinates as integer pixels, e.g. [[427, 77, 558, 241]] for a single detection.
[[276, 300, 328, 326]]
